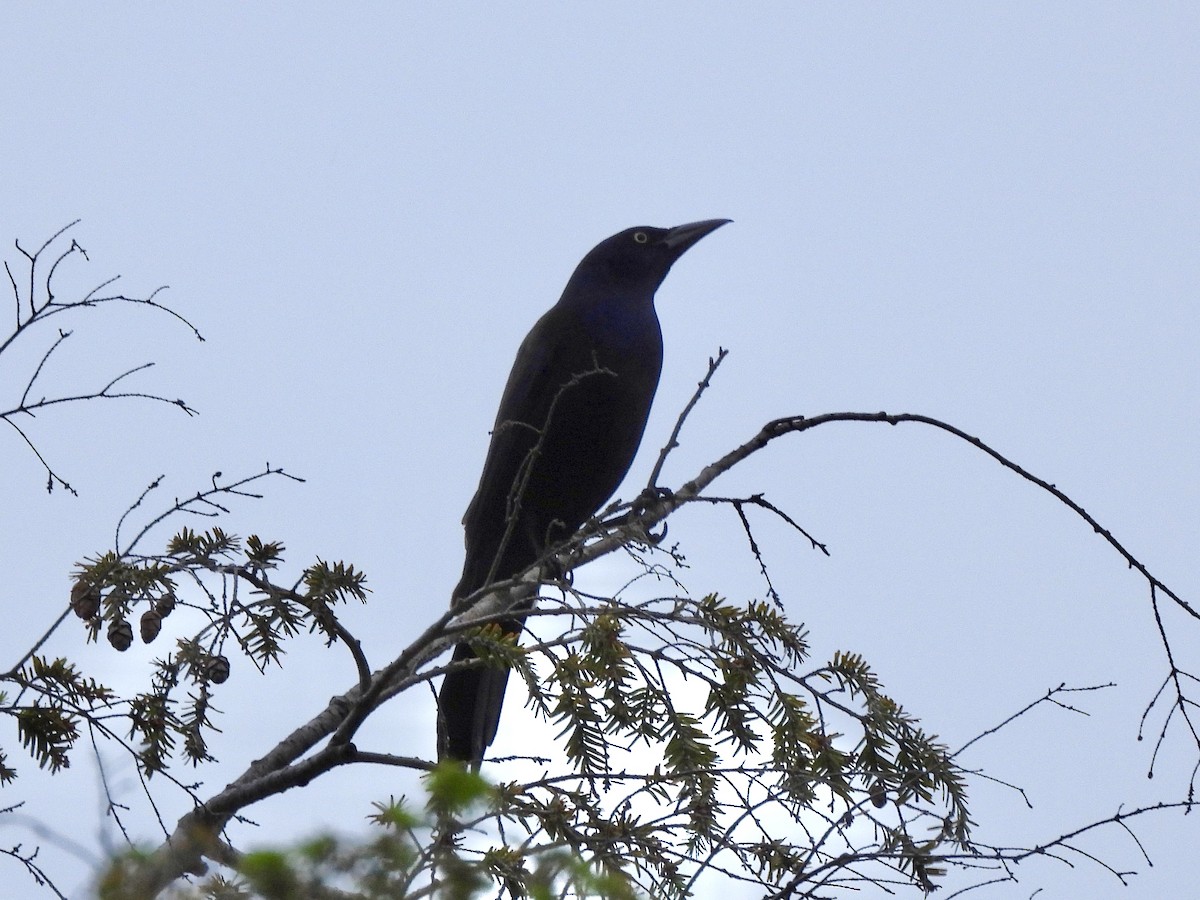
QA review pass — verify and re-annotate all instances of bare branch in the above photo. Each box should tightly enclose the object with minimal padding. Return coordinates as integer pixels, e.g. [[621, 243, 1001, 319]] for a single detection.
[[2, 416, 77, 494], [39, 383, 1194, 898], [955, 682, 1115, 759], [646, 346, 729, 489], [2, 223, 204, 494]]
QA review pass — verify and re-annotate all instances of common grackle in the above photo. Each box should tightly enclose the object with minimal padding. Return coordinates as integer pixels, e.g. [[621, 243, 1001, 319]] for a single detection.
[[437, 219, 730, 766]]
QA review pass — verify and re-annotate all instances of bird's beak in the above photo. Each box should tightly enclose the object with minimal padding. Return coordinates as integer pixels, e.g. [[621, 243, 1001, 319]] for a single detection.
[[661, 218, 732, 256]]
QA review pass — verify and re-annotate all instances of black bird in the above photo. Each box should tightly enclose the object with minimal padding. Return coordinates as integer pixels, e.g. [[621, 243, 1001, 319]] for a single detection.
[[437, 219, 730, 766]]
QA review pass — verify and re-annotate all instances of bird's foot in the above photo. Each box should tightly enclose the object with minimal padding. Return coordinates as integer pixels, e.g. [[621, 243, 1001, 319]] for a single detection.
[[546, 556, 573, 588], [632, 486, 673, 545]]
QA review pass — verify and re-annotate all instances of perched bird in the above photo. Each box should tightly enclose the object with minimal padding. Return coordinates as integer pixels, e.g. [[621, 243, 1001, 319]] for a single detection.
[[437, 219, 730, 766]]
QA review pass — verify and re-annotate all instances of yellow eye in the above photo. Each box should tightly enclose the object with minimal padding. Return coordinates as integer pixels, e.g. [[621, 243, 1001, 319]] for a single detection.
[[633, 231, 648, 244]]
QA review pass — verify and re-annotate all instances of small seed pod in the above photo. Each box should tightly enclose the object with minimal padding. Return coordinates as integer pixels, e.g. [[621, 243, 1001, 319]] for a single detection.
[[869, 780, 888, 809], [206, 655, 231, 684], [70, 580, 101, 620], [139, 609, 163, 643], [154, 592, 177, 618], [107, 619, 134, 652]]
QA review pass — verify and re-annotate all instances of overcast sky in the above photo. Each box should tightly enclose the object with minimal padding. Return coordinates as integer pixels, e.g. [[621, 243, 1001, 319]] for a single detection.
[[2, 4, 1197, 898]]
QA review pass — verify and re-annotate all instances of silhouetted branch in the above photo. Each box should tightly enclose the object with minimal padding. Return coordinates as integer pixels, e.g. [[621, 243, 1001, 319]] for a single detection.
[[2, 416, 77, 494], [1140, 585, 1200, 792], [5, 301, 1173, 900], [2, 223, 204, 494], [955, 682, 1114, 759], [646, 345, 728, 489], [0, 843, 66, 900], [115, 466, 305, 556], [934, 801, 1195, 896]]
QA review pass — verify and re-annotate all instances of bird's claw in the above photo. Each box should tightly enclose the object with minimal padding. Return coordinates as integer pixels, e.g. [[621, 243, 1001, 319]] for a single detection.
[[632, 486, 672, 545], [645, 520, 668, 546]]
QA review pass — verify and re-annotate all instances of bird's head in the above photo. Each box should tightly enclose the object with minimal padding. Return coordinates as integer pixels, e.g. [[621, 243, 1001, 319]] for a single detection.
[[566, 218, 731, 299]]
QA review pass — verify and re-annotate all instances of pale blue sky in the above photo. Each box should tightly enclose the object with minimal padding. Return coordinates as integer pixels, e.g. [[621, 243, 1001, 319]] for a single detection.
[[2, 5, 1197, 897]]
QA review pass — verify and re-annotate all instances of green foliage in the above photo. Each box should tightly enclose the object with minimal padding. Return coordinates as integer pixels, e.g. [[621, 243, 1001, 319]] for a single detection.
[[21, 504, 979, 900], [1, 517, 378, 804], [303, 559, 370, 606], [43, 527, 376, 781], [0, 747, 15, 784], [8, 656, 118, 774], [166, 526, 241, 562], [16, 705, 77, 773], [425, 764, 494, 818], [42, 504, 975, 898], [133, 794, 649, 900], [244, 535, 285, 569], [549, 647, 611, 776], [505, 591, 973, 897], [236, 851, 298, 900]]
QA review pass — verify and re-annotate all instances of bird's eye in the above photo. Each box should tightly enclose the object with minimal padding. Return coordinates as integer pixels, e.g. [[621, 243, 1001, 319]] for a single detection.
[[633, 232, 648, 244]]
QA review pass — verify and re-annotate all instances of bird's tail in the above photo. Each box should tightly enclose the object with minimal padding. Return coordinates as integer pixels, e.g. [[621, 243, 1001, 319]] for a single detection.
[[436, 592, 535, 767]]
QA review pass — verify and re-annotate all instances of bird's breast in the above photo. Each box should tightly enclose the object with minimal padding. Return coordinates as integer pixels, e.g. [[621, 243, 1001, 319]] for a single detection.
[[578, 299, 662, 354]]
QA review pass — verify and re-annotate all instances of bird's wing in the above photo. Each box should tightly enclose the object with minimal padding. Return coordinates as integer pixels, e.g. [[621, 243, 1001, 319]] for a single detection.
[[457, 305, 576, 595]]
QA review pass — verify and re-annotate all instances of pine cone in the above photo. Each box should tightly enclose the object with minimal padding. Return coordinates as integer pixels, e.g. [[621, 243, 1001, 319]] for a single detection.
[[107, 619, 134, 652]]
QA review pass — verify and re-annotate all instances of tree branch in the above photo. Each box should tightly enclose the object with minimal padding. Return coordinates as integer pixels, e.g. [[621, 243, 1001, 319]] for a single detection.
[[109, 406, 1197, 896]]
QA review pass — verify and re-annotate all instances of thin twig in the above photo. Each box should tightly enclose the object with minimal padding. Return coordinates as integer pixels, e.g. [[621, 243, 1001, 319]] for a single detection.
[[646, 346, 728, 489], [954, 683, 1113, 758]]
